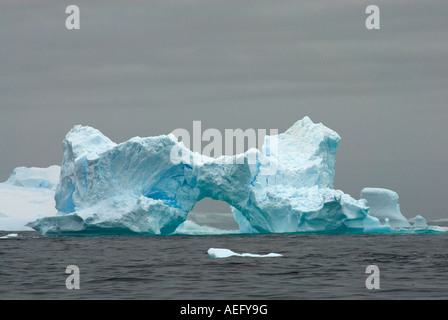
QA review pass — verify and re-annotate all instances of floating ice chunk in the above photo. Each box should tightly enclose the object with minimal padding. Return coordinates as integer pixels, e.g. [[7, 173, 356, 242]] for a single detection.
[[360, 187, 410, 228], [413, 215, 428, 228], [207, 248, 283, 258], [0, 233, 19, 239]]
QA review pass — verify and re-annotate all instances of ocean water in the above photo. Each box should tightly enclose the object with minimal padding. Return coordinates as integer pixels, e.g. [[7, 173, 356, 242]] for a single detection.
[[0, 231, 447, 300]]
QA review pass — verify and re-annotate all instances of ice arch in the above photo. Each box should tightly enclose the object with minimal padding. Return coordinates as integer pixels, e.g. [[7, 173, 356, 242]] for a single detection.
[[28, 117, 387, 235], [186, 198, 238, 230]]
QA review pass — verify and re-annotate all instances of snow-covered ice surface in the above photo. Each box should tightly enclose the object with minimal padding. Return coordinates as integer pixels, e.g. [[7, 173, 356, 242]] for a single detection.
[[2, 117, 446, 236]]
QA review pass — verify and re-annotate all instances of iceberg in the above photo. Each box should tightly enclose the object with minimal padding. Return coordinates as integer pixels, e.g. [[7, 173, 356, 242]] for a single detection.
[[412, 215, 428, 228], [5, 165, 60, 190], [27, 117, 403, 235], [360, 188, 410, 228], [0, 233, 19, 239], [0, 166, 59, 231]]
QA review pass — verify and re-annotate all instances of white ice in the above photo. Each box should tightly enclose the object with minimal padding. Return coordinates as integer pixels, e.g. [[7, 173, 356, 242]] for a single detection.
[[413, 215, 428, 228], [0, 233, 19, 239], [360, 187, 410, 228], [0, 166, 59, 231], [207, 248, 283, 258], [5, 165, 60, 190]]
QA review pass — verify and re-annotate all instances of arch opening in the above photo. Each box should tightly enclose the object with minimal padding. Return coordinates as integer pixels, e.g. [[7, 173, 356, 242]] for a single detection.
[[186, 197, 239, 230]]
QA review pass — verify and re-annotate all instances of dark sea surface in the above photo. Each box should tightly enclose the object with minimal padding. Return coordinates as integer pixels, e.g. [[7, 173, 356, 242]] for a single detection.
[[0, 232, 447, 300]]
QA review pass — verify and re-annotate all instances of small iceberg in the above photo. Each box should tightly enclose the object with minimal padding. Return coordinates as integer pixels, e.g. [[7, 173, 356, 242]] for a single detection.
[[207, 248, 283, 259], [413, 215, 428, 228], [0, 233, 19, 239]]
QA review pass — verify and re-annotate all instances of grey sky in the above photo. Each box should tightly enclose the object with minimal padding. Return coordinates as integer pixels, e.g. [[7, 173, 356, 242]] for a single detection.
[[0, 0, 447, 220]]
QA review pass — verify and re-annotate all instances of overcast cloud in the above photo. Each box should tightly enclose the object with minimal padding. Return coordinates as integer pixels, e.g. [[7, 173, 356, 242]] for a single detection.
[[0, 0, 447, 219]]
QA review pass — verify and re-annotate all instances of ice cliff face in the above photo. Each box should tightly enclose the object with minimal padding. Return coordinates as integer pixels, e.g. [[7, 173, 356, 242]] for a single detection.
[[28, 117, 388, 235]]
